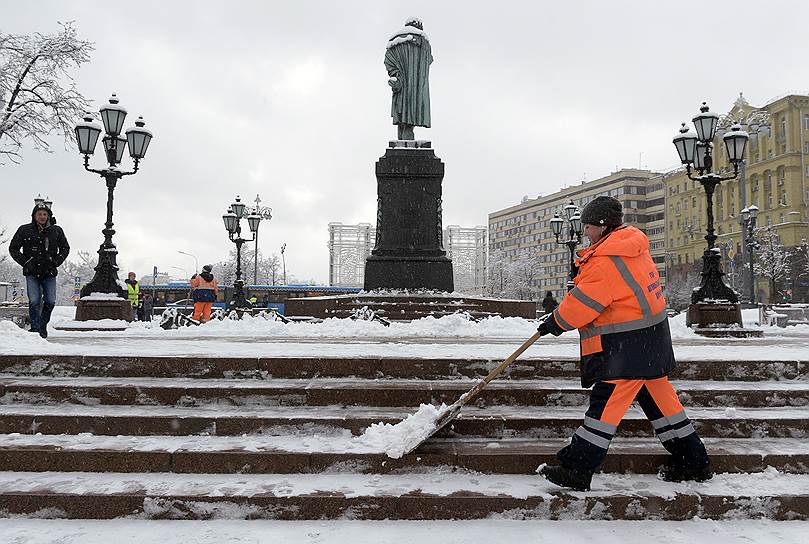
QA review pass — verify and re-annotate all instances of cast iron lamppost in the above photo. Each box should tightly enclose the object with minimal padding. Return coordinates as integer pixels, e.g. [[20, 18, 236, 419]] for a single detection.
[[73, 94, 153, 300], [249, 194, 273, 285], [222, 195, 262, 310], [672, 102, 749, 306], [34, 194, 53, 209], [550, 199, 583, 291], [281, 242, 287, 285], [740, 205, 759, 305]]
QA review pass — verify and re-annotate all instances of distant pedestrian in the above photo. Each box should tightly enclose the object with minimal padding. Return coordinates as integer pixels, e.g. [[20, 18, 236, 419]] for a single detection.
[[191, 264, 218, 323], [125, 272, 140, 321], [541, 291, 558, 315], [8, 203, 70, 338]]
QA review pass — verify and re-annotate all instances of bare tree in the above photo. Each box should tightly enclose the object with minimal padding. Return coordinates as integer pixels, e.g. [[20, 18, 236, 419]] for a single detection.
[[753, 227, 792, 303], [56, 249, 97, 305], [0, 21, 94, 164]]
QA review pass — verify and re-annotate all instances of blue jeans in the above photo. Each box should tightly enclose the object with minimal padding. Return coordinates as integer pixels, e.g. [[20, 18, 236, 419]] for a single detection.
[[26, 275, 57, 331]]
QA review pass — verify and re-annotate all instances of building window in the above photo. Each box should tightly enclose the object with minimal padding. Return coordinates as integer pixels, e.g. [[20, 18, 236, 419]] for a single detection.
[[804, 114, 809, 130]]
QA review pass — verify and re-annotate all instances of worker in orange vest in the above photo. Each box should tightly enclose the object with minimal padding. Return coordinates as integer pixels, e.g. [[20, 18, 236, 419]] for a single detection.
[[537, 196, 711, 491], [190, 264, 218, 323]]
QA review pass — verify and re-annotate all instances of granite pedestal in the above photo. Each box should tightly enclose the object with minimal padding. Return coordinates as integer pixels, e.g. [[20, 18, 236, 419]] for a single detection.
[[364, 141, 453, 292]]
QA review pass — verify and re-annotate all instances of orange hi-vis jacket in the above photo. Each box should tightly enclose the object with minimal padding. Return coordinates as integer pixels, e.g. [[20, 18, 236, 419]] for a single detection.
[[551, 225, 675, 387], [191, 274, 218, 303]]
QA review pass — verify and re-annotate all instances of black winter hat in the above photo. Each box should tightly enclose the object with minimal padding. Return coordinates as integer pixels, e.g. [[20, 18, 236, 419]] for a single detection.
[[202, 264, 213, 273], [31, 203, 53, 219], [580, 196, 623, 227]]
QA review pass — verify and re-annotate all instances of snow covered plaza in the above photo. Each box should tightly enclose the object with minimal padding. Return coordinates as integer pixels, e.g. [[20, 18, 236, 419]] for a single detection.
[[5, 0, 809, 541], [0, 309, 807, 542]]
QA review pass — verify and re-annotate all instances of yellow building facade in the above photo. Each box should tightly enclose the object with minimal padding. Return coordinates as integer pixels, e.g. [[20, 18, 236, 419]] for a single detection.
[[664, 93, 809, 302]]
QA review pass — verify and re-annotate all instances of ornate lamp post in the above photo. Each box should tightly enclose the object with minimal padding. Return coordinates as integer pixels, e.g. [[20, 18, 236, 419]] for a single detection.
[[550, 199, 583, 291], [223, 195, 262, 310], [740, 205, 759, 305], [73, 94, 152, 320], [249, 194, 273, 285], [673, 101, 750, 329]]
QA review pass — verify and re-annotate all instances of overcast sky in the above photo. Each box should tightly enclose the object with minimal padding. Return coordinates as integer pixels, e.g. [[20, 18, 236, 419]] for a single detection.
[[2, 1, 808, 283]]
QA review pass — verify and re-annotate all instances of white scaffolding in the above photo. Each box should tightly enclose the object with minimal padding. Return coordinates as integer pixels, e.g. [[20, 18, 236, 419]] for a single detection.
[[445, 225, 487, 294], [328, 222, 376, 287]]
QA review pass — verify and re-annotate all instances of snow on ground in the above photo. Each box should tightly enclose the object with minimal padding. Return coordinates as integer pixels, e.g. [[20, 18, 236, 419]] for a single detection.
[[0, 519, 805, 544], [1, 306, 808, 360], [0, 467, 805, 498]]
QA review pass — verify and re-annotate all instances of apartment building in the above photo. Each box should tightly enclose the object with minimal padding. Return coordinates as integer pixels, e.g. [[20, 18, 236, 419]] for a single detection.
[[664, 93, 809, 301], [488, 169, 663, 300]]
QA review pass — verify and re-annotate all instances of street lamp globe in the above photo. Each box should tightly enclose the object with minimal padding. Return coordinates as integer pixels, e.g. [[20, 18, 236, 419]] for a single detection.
[[34, 194, 45, 206], [550, 212, 564, 237], [692, 102, 719, 142], [570, 211, 583, 235], [125, 116, 153, 160], [75, 113, 103, 155], [564, 200, 577, 220], [43, 197, 52, 209], [99, 94, 127, 136], [693, 142, 708, 171], [672, 123, 698, 165], [722, 123, 749, 164], [247, 213, 262, 233], [102, 134, 127, 165], [222, 209, 238, 233], [231, 196, 246, 219], [748, 204, 759, 220], [740, 207, 750, 222]]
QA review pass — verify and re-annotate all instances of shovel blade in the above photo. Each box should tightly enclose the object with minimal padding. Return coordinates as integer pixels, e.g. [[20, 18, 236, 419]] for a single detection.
[[403, 402, 463, 456]]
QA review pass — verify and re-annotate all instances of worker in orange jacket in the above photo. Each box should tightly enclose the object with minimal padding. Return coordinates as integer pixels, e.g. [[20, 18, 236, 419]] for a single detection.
[[537, 196, 711, 491], [190, 264, 218, 323]]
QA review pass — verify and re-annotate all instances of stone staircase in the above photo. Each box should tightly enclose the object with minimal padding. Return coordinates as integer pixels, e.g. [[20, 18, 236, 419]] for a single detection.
[[0, 354, 807, 520]]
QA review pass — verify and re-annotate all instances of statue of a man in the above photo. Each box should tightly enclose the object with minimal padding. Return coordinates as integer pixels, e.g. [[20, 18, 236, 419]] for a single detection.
[[385, 17, 432, 140]]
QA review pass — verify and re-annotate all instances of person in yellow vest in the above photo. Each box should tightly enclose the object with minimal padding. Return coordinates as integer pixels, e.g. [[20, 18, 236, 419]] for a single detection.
[[125, 272, 140, 321], [191, 264, 218, 323]]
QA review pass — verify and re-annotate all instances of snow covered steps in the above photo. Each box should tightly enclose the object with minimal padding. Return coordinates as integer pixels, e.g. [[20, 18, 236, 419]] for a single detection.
[[0, 469, 806, 520], [1, 354, 807, 381], [0, 435, 806, 475], [0, 403, 807, 438], [2, 377, 809, 408]]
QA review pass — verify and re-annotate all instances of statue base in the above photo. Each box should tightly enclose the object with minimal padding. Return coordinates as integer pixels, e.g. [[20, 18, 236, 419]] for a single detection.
[[285, 292, 536, 320], [364, 144, 453, 292], [364, 256, 454, 292]]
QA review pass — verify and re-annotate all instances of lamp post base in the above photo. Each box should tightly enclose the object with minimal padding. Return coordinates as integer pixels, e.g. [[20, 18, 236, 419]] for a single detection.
[[685, 301, 762, 337], [74, 298, 133, 322]]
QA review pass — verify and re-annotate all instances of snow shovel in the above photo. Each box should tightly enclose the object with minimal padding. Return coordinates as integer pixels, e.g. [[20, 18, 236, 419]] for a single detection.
[[404, 330, 543, 455]]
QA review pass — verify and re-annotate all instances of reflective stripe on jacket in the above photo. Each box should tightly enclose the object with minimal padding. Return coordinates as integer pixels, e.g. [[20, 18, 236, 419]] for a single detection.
[[551, 225, 675, 387], [126, 282, 140, 307]]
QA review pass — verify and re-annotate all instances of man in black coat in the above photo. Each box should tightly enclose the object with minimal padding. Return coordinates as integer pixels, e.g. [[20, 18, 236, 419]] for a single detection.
[[8, 203, 70, 338]]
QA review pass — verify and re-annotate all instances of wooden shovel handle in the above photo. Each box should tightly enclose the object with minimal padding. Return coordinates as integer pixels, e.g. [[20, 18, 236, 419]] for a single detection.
[[458, 330, 543, 407]]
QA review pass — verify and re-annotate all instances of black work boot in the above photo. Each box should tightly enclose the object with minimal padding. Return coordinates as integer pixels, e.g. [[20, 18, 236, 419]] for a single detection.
[[539, 464, 593, 491], [39, 327, 48, 339], [659, 461, 713, 482]]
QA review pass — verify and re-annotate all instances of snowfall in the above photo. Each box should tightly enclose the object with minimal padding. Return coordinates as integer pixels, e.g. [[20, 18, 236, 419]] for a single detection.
[[0, 306, 807, 543]]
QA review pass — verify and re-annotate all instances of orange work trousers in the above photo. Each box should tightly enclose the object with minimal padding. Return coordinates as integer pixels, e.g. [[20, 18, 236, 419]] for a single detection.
[[557, 376, 709, 473], [193, 302, 213, 322]]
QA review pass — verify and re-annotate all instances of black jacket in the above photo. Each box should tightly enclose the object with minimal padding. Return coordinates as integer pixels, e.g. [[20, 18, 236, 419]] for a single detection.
[[9, 210, 70, 279]]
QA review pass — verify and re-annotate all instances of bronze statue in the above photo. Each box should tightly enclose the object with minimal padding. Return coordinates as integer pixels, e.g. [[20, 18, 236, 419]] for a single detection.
[[385, 17, 432, 140]]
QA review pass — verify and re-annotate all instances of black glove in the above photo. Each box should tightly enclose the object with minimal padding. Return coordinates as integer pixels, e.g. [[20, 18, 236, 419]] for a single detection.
[[537, 321, 551, 336]]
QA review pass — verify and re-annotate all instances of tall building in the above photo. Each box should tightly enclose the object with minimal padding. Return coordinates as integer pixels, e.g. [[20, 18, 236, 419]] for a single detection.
[[445, 225, 487, 294], [664, 93, 809, 302], [488, 169, 663, 300], [328, 223, 375, 287], [328, 223, 487, 293]]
